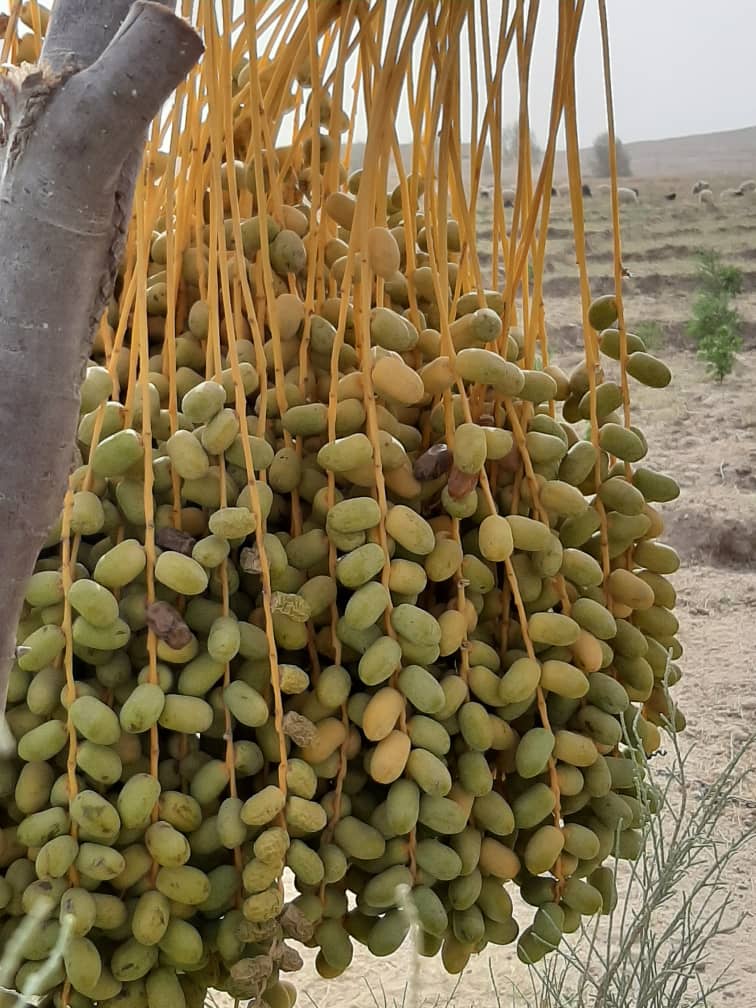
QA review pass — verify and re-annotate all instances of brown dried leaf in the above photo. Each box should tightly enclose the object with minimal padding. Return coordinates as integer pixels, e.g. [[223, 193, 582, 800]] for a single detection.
[[282, 711, 316, 747], [229, 981, 259, 1001], [145, 601, 192, 650], [276, 942, 304, 972], [413, 442, 452, 481], [230, 955, 273, 984], [280, 903, 315, 943], [155, 526, 196, 555], [240, 545, 262, 573]]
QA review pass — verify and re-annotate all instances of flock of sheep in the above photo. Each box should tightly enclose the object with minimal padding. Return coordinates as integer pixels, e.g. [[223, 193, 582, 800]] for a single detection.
[[490, 184, 638, 205], [486, 178, 756, 207], [691, 178, 756, 204]]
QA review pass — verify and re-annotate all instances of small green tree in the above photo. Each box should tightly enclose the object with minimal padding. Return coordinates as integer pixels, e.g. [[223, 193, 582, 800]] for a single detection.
[[592, 131, 631, 176], [502, 121, 543, 165], [687, 250, 743, 381]]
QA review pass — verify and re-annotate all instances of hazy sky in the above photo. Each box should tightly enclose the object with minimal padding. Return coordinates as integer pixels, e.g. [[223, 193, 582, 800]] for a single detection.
[[266, 0, 755, 149], [8, 1, 751, 147], [264, 0, 753, 151], [226, 1, 754, 149], [408, 0, 756, 148], [541, 0, 756, 146]]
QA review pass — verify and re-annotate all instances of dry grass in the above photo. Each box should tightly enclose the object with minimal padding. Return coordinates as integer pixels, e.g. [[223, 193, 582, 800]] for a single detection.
[[472, 177, 756, 350]]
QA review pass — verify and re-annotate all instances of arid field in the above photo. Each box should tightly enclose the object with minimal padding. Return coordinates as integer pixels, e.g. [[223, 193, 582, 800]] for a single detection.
[[272, 132, 756, 1007]]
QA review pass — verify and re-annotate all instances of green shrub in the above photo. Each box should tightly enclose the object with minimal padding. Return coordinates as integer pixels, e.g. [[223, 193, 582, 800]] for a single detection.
[[691, 249, 743, 299], [687, 250, 743, 381]]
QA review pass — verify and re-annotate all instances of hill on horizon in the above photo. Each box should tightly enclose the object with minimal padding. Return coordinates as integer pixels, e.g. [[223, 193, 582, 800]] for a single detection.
[[349, 124, 756, 184], [558, 124, 756, 180]]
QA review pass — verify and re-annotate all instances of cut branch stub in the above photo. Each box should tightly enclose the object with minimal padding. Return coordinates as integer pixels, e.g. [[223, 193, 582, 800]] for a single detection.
[[54, 3, 205, 172], [42, 0, 179, 73]]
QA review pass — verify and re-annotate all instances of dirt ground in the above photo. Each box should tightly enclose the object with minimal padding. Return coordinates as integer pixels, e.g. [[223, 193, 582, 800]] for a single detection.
[[271, 181, 756, 1007]]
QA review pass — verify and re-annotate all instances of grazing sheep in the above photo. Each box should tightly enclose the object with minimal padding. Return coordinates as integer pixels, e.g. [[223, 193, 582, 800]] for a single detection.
[[664, 192, 677, 201], [502, 187, 516, 207], [698, 188, 714, 205], [720, 188, 743, 199], [480, 187, 491, 199], [554, 183, 592, 197], [617, 187, 638, 204], [692, 179, 710, 195], [630, 186, 639, 197], [739, 179, 756, 193]]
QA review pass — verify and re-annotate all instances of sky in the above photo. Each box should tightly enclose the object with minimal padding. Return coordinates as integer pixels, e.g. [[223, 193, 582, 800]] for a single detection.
[[405, 0, 756, 148], [254, 0, 756, 150], [531, 0, 756, 147], [5, 0, 752, 147]]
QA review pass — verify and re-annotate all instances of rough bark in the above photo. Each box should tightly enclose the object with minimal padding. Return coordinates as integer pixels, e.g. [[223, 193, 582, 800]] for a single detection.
[[0, 1, 202, 714]]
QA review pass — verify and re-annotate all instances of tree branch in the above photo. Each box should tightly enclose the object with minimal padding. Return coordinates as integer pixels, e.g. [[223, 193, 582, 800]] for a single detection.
[[42, 0, 177, 72], [0, 3, 202, 715], [55, 2, 203, 171]]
